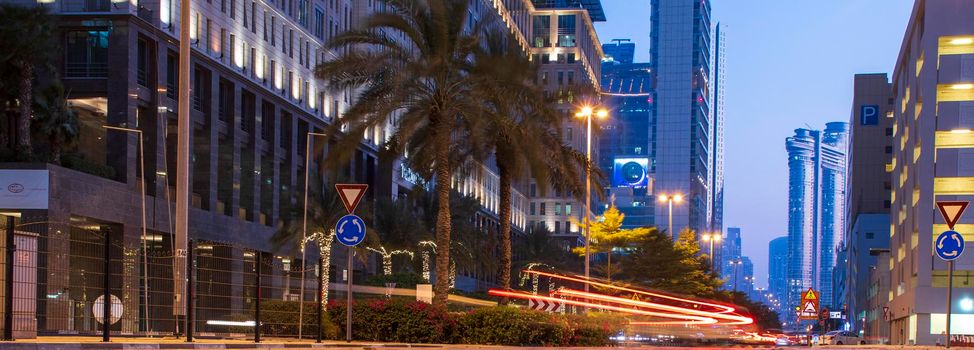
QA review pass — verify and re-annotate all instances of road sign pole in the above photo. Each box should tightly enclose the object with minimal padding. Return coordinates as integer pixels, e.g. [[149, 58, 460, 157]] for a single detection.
[[346, 246, 353, 342], [946, 260, 953, 349]]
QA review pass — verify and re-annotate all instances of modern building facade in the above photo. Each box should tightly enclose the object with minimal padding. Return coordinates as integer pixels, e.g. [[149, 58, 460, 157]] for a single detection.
[[768, 236, 788, 314], [887, 0, 974, 344], [599, 41, 654, 228], [648, 0, 715, 235], [0, 0, 541, 337], [710, 22, 726, 236], [785, 122, 849, 310], [843, 73, 894, 337], [601, 38, 634, 64], [720, 226, 742, 287], [524, 0, 605, 245]]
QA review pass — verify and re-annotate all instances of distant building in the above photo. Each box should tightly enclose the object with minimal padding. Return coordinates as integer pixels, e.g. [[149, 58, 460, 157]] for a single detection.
[[710, 22, 727, 236], [887, 0, 974, 345], [602, 38, 635, 64], [768, 236, 788, 313], [785, 122, 849, 310], [721, 227, 742, 289], [842, 73, 893, 337]]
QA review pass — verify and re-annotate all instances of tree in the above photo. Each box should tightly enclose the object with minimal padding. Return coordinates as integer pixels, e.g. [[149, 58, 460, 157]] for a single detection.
[[723, 291, 782, 331], [314, 0, 484, 306], [616, 227, 724, 298], [33, 81, 78, 164], [367, 196, 428, 275], [514, 222, 580, 273], [572, 204, 649, 281], [0, 4, 54, 158]]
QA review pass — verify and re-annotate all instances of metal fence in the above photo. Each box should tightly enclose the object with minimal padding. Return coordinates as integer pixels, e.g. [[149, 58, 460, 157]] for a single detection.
[[0, 218, 332, 341]]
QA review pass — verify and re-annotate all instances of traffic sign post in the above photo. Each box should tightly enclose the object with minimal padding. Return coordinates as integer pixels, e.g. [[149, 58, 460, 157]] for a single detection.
[[798, 288, 819, 321], [936, 200, 968, 349], [335, 184, 368, 342]]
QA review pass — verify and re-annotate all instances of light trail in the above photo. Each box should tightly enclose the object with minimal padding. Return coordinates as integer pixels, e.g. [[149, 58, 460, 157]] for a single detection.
[[489, 270, 755, 327], [487, 289, 715, 324], [526, 270, 737, 314]]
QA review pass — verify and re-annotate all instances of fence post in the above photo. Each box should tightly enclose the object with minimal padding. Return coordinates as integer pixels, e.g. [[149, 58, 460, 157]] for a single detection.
[[254, 251, 261, 343], [185, 239, 194, 342], [102, 227, 111, 342], [316, 256, 323, 343], [3, 216, 14, 341]]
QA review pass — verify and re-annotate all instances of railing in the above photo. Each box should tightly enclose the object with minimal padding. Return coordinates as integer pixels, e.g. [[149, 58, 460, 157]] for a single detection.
[[65, 63, 108, 78]]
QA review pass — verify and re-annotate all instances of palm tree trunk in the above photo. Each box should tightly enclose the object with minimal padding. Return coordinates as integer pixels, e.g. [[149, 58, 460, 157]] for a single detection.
[[432, 128, 452, 306], [17, 63, 33, 158], [50, 135, 62, 164], [497, 169, 513, 305]]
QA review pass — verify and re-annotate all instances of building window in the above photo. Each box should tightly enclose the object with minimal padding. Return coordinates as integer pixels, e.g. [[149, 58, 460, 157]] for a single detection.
[[166, 53, 177, 98], [885, 146, 893, 154], [555, 221, 561, 234], [251, 2, 257, 34], [532, 15, 550, 48], [565, 203, 572, 215], [555, 203, 562, 215], [557, 15, 576, 47], [567, 71, 574, 85], [65, 30, 109, 78], [540, 203, 546, 215], [271, 17, 276, 46], [230, 0, 236, 19], [530, 202, 536, 215], [530, 184, 537, 197], [137, 38, 149, 86], [314, 8, 324, 39], [866, 232, 875, 239]]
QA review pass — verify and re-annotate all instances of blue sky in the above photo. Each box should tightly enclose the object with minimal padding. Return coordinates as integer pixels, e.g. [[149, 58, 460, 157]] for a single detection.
[[594, 0, 914, 288]]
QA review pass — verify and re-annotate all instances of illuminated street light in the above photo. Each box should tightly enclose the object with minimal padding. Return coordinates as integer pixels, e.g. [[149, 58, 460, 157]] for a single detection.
[[658, 193, 684, 235], [575, 105, 609, 291], [701, 233, 722, 270]]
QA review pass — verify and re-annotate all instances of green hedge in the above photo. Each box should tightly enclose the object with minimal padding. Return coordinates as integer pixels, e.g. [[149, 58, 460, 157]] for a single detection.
[[326, 299, 620, 346]]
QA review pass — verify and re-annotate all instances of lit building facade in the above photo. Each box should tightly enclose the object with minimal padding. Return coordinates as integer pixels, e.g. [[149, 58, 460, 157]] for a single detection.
[[649, 0, 716, 235], [710, 22, 726, 236], [599, 42, 654, 228], [785, 122, 848, 310], [843, 73, 894, 337], [721, 226, 742, 288], [768, 236, 788, 314], [525, 0, 605, 245], [887, 0, 974, 344]]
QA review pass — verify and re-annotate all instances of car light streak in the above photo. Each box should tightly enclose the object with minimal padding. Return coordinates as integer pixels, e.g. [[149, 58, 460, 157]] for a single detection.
[[492, 270, 755, 327], [487, 289, 715, 324]]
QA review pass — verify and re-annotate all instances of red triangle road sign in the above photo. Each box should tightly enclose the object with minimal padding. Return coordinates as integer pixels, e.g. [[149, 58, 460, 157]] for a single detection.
[[937, 201, 969, 230], [336, 184, 368, 214]]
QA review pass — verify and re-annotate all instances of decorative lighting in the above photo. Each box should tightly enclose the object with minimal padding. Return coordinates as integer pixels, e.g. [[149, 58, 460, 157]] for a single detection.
[[366, 246, 415, 276], [950, 38, 974, 45], [950, 84, 974, 90], [951, 129, 972, 134], [961, 297, 974, 312]]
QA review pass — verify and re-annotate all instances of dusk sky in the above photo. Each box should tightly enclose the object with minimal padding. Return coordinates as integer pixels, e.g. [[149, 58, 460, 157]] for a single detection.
[[594, 0, 915, 288]]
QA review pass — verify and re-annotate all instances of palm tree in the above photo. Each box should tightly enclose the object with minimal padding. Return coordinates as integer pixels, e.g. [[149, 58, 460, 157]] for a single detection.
[[314, 0, 484, 306], [367, 196, 429, 275], [469, 28, 605, 300], [0, 4, 54, 158], [33, 81, 79, 164]]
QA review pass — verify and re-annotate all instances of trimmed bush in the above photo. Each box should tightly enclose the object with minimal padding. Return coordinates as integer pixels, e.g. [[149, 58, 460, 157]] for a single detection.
[[457, 306, 569, 346], [328, 299, 455, 343]]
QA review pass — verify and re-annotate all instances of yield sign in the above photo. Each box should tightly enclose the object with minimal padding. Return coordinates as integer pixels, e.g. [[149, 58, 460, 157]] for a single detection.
[[936, 201, 969, 230], [335, 184, 368, 214]]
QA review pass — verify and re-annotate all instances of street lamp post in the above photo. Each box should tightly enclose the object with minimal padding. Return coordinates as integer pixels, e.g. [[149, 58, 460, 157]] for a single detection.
[[574, 106, 607, 289], [298, 132, 327, 339], [658, 194, 683, 235], [103, 125, 151, 334], [701, 233, 721, 271]]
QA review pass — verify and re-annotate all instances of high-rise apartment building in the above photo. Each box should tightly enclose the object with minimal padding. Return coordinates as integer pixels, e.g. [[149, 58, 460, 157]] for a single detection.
[[887, 0, 974, 344], [721, 227, 742, 283], [602, 38, 635, 64], [842, 73, 893, 336], [525, 0, 606, 245], [710, 22, 726, 235], [785, 122, 849, 310], [649, 0, 715, 235], [768, 236, 788, 314]]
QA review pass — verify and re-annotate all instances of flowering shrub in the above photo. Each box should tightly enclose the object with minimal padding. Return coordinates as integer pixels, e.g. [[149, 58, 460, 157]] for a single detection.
[[326, 299, 618, 346]]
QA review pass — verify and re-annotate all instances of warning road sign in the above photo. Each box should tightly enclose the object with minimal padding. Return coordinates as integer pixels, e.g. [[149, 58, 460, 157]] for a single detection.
[[335, 184, 368, 214], [799, 288, 820, 321]]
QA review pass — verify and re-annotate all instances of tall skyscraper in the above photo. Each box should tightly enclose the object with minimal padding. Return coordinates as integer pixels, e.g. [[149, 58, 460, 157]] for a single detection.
[[842, 73, 893, 337], [768, 236, 788, 314], [649, 0, 715, 235], [720, 227, 742, 289], [785, 122, 849, 310], [600, 42, 654, 228], [887, 0, 974, 344], [710, 23, 727, 234]]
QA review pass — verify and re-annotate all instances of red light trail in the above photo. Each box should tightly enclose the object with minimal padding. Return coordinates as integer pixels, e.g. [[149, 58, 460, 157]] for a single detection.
[[488, 270, 754, 327]]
